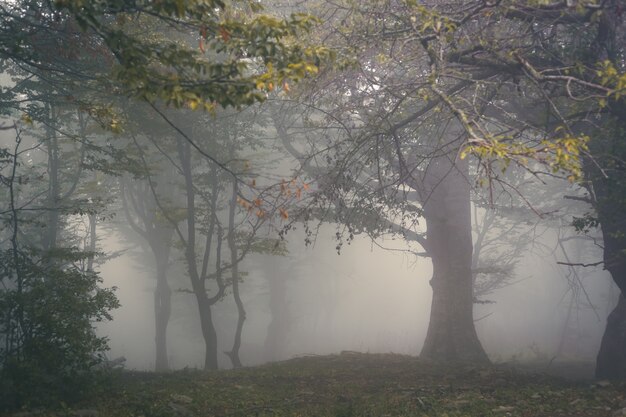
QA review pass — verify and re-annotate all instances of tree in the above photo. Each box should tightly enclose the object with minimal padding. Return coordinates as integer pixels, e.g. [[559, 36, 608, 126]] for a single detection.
[[0, 10, 130, 402], [121, 174, 177, 372], [267, 0, 493, 362], [0, 0, 332, 406], [0, 122, 118, 410], [127, 104, 286, 369], [344, 0, 626, 377], [128, 112, 226, 370], [268, 0, 624, 368], [1, 0, 331, 113]]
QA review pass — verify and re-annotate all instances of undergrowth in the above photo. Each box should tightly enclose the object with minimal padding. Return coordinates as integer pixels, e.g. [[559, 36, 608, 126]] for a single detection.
[[11, 352, 626, 417]]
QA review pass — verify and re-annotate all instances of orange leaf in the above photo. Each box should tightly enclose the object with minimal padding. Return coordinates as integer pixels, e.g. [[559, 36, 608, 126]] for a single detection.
[[219, 26, 231, 42], [238, 198, 250, 209]]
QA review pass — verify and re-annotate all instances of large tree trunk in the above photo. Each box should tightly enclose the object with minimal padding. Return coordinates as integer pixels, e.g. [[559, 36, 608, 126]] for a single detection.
[[582, 0, 626, 379], [596, 295, 626, 379], [420, 156, 489, 363], [593, 152, 626, 379]]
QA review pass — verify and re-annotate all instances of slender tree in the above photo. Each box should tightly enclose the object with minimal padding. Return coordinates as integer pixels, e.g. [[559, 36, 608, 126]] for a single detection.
[[121, 175, 177, 371]]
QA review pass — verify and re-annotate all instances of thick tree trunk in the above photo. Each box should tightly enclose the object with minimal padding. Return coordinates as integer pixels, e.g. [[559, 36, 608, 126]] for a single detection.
[[596, 295, 626, 379], [420, 156, 489, 363], [588, 102, 626, 378], [584, 0, 626, 379], [594, 175, 626, 379]]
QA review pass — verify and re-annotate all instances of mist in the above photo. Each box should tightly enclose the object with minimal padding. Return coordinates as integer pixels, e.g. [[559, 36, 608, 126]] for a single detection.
[[2, 1, 625, 414], [96, 206, 613, 371]]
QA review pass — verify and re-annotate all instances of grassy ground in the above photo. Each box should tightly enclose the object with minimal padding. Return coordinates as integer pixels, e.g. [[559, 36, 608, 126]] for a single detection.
[[19, 352, 626, 416]]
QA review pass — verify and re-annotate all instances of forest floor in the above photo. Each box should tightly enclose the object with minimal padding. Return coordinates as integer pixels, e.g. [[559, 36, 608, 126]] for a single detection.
[[20, 352, 626, 417]]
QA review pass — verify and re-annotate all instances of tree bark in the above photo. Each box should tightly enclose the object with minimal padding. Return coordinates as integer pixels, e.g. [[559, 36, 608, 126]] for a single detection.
[[420, 156, 490, 363], [578, 0, 626, 379], [596, 296, 626, 379], [592, 142, 626, 379], [197, 297, 219, 370]]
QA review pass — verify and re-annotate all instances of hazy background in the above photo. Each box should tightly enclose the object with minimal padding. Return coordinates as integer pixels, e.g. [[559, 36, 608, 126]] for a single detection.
[[96, 218, 613, 370]]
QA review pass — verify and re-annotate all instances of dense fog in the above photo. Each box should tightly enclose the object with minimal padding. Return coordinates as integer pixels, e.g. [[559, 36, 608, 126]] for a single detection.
[[96, 205, 614, 371], [2, 1, 626, 413], [0, 93, 616, 376]]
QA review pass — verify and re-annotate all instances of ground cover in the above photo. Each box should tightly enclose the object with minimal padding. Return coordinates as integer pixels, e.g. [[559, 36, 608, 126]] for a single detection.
[[13, 352, 626, 417]]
